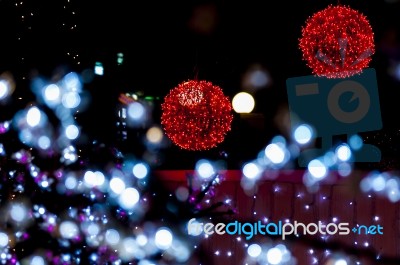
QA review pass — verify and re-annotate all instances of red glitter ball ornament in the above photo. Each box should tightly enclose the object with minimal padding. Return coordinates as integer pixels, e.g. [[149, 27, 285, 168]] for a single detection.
[[299, 5, 375, 78], [161, 80, 233, 151]]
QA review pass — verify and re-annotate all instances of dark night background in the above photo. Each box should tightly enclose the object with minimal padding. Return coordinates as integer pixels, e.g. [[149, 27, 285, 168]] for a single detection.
[[1, 0, 400, 170]]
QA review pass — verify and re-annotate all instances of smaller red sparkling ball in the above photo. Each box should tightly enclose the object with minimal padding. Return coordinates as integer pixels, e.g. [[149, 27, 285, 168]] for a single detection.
[[299, 5, 375, 78], [161, 80, 233, 151]]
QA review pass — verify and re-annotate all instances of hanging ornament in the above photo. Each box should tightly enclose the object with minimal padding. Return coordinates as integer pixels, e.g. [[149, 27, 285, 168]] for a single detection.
[[299, 5, 375, 78], [161, 80, 233, 151]]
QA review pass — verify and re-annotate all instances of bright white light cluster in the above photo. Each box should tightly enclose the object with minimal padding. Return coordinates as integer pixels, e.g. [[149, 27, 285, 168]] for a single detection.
[[360, 171, 400, 202], [245, 242, 295, 265], [0, 68, 196, 265], [240, 125, 365, 193], [12, 72, 86, 159]]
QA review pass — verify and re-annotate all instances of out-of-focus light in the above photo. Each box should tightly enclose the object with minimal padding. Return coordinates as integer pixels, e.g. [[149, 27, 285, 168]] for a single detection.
[[62, 145, 78, 164], [242, 162, 262, 180], [65, 124, 80, 140], [195, 159, 215, 179], [118, 188, 140, 210], [26, 107, 42, 127], [38, 136, 51, 150], [59, 221, 79, 239], [266, 247, 283, 265], [132, 163, 148, 179], [338, 162, 352, 177], [155, 228, 173, 250], [247, 244, 262, 258], [127, 102, 145, 120], [265, 143, 286, 164], [65, 175, 78, 190], [249, 69, 270, 88], [84, 171, 96, 187], [232, 92, 255, 113], [336, 144, 352, 161], [175, 186, 189, 202], [308, 159, 327, 179], [0, 80, 11, 100], [63, 72, 82, 92], [136, 234, 148, 246], [242, 65, 272, 91], [146, 126, 163, 144], [117, 53, 124, 65], [372, 174, 386, 192], [293, 124, 313, 145], [86, 223, 100, 236], [349, 134, 363, 150], [109, 178, 126, 195], [44, 84, 61, 103], [0, 232, 9, 247], [30, 256, 46, 265], [105, 229, 120, 245], [94, 62, 104, 76], [334, 259, 348, 265], [94, 171, 105, 186], [62, 92, 81, 109], [10, 204, 27, 222]]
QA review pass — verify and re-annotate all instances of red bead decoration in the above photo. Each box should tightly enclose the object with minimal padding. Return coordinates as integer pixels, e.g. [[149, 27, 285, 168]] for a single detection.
[[161, 80, 233, 151], [299, 5, 375, 78]]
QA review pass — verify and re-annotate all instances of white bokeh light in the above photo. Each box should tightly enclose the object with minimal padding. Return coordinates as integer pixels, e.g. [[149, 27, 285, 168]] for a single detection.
[[10, 204, 27, 223], [84, 171, 96, 187], [308, 159, 327, 179], [26, 107, 42, 127], [87, 223, 100, 236], [30, 256, 46, 265], [336, 144, 352, 161], [65, 175, 78, 190], [0, 80, 10, 100], [196, 159, 215, 179], [136, 234, 148, 246], [247, 244, 262, 258], [105, 229, 120, 245], [155, 228, 173, 250], [62, 92, 81, 109], [44, 84, 61, 102], [132, 163, 148, 179], [63, 72, 82, 92], [243, 162, 261, 180], [59, 221, 79, 239], [118, 188, 140, 210], [128, 102, 145, 120], [265, 143, 286, 164], [232, 92, 255, 113], [372, 174, 386, 192], [38, 136, 51, 150], [0, 232, 9, 248], [266, 247, 283, 265], [334, 259, 348, 265], [109, 177, 126, 195], [293, 124, 313, 145], [65, 124, 80, 140]]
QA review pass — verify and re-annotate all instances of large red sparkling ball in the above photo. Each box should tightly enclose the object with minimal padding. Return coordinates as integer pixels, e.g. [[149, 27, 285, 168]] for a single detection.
[[299, 5, 375, 78], [161, 80, 233, 151]]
